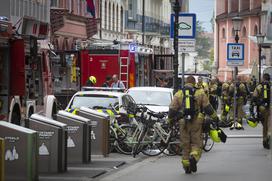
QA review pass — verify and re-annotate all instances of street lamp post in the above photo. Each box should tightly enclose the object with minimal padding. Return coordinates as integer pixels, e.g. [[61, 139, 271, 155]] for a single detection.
[[256, 34, 265, 83], [171, 0, 181, 93], [232, 16, 243, 128]]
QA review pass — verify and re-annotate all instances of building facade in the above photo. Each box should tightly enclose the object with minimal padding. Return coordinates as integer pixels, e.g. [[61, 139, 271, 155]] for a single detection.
[[215, 0, 264, 81]]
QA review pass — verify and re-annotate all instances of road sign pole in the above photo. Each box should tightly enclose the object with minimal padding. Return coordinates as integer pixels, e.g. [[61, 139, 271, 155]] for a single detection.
[[173, 0, 180, 93], [181, 53, 185, 89]]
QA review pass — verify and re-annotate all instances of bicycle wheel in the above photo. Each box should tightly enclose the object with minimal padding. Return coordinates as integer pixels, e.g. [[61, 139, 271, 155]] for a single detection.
[[141, 128, 166, 156], [132, 127, 147, 158], [115, 124, 136, 155], [109, 126, 117, 153], [203, 132, 214, 152]]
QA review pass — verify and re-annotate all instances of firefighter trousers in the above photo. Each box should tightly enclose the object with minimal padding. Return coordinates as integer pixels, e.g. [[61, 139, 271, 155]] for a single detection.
[[179, 114, 204, 168], [259, 106, 270, 142]]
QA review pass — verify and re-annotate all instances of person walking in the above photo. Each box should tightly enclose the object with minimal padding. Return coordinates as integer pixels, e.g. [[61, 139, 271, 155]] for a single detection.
[[111, 74, 125, 89], [251, 73, 271, 149], [168, 75, 220, 174]]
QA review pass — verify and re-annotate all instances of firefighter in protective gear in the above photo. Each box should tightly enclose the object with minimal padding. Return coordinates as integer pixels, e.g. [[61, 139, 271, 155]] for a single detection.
[[251, 73, 271, 149], [209, 79, 218, 111], [219, 81, 231, 127], [229, 77, 247, 130], [86, 76, 97, 86], [168, 75, 219, 174], [196, 76, 209, 94]]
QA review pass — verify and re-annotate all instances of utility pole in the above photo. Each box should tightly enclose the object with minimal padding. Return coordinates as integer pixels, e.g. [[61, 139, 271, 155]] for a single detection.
[[173, 0, 180, 93], [142, 0, 145, 45]]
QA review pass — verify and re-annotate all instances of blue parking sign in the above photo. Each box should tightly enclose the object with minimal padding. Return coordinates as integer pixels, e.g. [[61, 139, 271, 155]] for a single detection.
[[227, 43, 244, 66]]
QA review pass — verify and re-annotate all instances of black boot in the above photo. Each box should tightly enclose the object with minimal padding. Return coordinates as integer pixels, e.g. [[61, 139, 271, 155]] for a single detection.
[[189, 156, 197, 173], [184, 167, 191, 174]]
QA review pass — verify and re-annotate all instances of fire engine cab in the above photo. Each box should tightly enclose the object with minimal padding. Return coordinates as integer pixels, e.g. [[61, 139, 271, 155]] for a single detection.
[[80, 41, 154, 88]]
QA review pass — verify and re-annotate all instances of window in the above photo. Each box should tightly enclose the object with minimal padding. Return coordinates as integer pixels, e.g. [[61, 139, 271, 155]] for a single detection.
[[113, 4, 115, 31], [104, 1, 107, 29], [109, 2, 111, 30], [222, 28, 226, 39], [242, 26, 247, 37], [120, 6, 124, 32], [116, 5, 119, 32], [254, 25, 258, 36], [50, 0, 58, 7]]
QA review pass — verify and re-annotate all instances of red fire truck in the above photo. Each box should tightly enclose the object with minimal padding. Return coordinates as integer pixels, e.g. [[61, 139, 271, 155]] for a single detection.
[[0, 19, 56, 125], [80, 42, 154, 88]]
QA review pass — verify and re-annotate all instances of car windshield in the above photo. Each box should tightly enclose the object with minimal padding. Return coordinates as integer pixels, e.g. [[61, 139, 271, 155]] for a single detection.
[[128, 90, 172, 106], [70, 95, 119, 109]]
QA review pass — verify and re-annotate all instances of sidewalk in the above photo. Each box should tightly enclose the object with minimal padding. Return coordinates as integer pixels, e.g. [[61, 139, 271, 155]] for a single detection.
[[39, 153, 147, 181], [99, 124, 272, 181]]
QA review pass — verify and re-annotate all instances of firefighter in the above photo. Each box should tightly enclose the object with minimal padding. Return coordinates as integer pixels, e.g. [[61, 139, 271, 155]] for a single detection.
[[86, 75, 97, 86], [229, 76, 247, 130], [209, 78, 218, 111], [196, 76, 209, 94], [219, 81, 231, 127], [168, 75, 220, 174], [251, 73, 271, 149]]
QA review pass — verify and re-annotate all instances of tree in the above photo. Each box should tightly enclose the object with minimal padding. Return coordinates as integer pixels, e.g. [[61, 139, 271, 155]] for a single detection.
[[195, 21, 211, 59]]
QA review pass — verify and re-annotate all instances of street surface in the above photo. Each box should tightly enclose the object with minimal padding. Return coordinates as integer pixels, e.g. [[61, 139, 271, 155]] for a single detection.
[[99, 123, 272, 181]]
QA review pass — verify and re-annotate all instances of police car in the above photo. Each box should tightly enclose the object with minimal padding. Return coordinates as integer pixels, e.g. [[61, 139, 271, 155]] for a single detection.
[[66, 88, 136, 117]]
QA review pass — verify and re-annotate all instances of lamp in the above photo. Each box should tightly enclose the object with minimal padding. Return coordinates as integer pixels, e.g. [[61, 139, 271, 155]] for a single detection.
[[256, 33, 265, 82], [232, 17, 243, 43]]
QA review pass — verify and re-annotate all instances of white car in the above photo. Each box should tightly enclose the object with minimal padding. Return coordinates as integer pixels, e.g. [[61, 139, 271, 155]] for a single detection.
[[127, 87, 174, 113], [65, 90, 136, 115]]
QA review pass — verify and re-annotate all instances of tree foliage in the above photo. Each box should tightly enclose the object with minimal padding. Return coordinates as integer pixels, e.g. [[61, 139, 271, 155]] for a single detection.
[[195, 21, 212, 59]]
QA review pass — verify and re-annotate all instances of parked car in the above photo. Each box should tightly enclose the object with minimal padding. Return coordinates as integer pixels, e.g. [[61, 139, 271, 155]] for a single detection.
[[65, 90, 136, 117], [127, 87, 174, 113]]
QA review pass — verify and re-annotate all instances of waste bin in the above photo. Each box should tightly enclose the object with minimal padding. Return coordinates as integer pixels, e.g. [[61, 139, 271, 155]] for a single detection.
[[0, 121, 38, 181], [56, 110, 91, 163], [0, 138, 4, 181], [29, 114, 67, 173], [78, 107, 110, 157]]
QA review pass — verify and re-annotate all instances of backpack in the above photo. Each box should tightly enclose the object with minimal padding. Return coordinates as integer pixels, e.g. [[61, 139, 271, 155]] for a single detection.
[[261, 82, 270, 107], [182, 86, 196, 121]]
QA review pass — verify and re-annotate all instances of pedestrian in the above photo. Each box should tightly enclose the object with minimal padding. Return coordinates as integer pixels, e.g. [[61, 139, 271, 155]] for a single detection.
[[102, 75, 112, 88], [251, 73, 271, 149], [111, 74, 125, 89], [85, 75, 96, 87], [168, 75, 220, 174], [229, 76, 247, 130]]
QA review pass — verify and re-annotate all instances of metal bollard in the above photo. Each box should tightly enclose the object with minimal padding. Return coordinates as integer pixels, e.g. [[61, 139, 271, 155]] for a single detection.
[[0, 138, 4, 181]]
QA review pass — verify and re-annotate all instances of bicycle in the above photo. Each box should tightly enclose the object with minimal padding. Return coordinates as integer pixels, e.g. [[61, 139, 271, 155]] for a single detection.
[[130, 105, 179, 157]]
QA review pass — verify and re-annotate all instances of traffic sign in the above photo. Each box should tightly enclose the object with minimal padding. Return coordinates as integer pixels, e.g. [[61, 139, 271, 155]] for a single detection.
[[129, 43, 137, 53], [170, 13, 196, 39], [178, 39, 196, 53], [227, 43, 244, 66]]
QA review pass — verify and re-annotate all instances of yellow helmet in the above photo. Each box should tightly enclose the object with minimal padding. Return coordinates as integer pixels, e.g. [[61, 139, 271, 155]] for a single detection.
[[247, 117, 258, 128], [209, 128, 227, 143], [209, 129, 221, 143], [89, 76, 97, 84]]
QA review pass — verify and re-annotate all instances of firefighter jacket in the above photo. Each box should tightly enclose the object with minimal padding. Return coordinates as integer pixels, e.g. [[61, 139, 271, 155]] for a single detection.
[[209, 82, 218, 96], [221, 82, 230, 104], [168, 83, 218, 123], [252, 81, 271, 108], [229, 82, 247, 104]]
